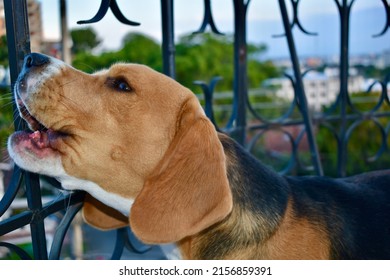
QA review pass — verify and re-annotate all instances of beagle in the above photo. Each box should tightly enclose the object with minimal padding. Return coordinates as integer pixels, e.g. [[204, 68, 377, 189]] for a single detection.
[[7, 53, 390, 259]]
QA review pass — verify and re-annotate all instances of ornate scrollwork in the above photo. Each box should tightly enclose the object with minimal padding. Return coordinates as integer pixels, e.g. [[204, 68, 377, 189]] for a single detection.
[[194, 76, 223, 130], [373, 0, 390, 37], [0, 167, 22, 218], [273, 0, 318, 37], [0, 241, 32, 260], [77, 0, 140, 26], [193, 0, 224, 35], [345, 118, 388, 163], [247, 127, 297, 175]]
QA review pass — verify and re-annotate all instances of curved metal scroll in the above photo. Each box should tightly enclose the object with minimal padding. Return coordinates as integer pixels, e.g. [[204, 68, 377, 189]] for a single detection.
[[345, 118, 388, 164], [77, 0, 140, 26], [48, 202, 84, 260], [193, 0, 224, 35], [194, 76, 223, 130], [0, 242, 32, 260], [247, 127, 298, 175], [0, 166, 22, 217], [373, 0, 390, 37], [273, 0, 318, 37], [110, 228, 152, 259]]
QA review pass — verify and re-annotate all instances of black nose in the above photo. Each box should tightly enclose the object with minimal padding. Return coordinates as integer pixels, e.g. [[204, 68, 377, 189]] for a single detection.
[[24, 53, 49, 68]]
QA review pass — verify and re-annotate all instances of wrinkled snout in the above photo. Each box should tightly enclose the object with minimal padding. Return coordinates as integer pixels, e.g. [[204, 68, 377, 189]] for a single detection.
[[16, 53, 62, 101]]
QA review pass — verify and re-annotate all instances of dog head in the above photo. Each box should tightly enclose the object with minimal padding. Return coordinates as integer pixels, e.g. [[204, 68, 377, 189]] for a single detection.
[[7, 53, 232, 243]]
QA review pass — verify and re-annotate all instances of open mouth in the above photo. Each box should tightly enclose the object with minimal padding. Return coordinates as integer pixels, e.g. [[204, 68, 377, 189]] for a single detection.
[[12, 96, 67, 157]]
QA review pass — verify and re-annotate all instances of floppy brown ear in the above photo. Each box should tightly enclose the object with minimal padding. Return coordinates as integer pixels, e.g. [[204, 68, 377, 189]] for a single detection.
[[130, 96, 232, 244], [82, 194, 128, 230]]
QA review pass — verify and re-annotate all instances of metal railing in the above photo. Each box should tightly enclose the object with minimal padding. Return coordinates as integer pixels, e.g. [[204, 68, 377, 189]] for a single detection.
[[0, 0, 389, 259]]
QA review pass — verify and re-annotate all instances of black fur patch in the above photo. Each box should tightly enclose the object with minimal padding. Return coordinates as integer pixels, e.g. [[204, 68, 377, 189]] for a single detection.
[[194, 135, 290, 259], [197, 135, 390, 259]]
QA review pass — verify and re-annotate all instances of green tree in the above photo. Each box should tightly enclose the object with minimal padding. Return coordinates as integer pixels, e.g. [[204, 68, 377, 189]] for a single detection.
[[0, 35, 9, 67], [119, 32, 162, 71], [315, 91, 390, 177], [0, 88, 13, 149], [0, 36, 11, 149], [72, 32, 279, 91], [70, 27, 101, 54], [175, 33, 279, 92], [72, 32, 162, 72]]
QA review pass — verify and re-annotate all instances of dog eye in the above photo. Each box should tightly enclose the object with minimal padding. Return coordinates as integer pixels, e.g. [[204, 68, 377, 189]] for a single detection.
[[117, 81, 131, 91], [106, 77, 133, 93]]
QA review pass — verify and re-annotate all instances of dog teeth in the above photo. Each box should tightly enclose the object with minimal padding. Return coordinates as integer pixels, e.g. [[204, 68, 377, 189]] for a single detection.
[[30, 130, 41, 141], [29, 130, 50, 149]]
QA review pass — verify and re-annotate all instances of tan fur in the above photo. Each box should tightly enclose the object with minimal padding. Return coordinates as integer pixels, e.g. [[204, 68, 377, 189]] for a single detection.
[[34, 64, 191, 202], [82, 194, 128, 230], [13, 56, 332, 259], [262, 200, 330, 259], [130, 96, 232, 243], [19, 60, 232, 244], [178, 200, 330, 260]]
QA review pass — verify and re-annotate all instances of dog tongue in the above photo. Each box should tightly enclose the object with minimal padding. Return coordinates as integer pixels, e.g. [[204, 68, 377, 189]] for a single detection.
[[29, 129, 57, 149]]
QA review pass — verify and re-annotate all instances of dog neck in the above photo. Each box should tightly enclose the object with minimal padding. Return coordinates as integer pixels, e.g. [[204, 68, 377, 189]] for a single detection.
[[177, 134, 290, 259]]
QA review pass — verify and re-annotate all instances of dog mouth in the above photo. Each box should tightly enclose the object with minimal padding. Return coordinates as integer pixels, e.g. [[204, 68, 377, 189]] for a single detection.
[[11, 93, 68, 157]]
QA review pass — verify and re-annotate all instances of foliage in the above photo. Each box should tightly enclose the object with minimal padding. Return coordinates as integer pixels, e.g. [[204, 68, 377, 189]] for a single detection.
[[0, 36, 9, 67], [72, 32, 279, 92], [0, 36, 12, 153], [72, 32, 162, 73], [176, 33, 279, 92], [318, 91, 390, 177], [355, 64, 390, 80], [0, 87, 13, 150], [0, 242, 33, 260], [70, 27, 102, 54], [244, 91, 390, 177]]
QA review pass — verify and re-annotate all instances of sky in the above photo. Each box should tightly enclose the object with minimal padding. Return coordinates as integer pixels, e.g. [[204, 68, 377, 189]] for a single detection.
[[37, 0, 389, 58]]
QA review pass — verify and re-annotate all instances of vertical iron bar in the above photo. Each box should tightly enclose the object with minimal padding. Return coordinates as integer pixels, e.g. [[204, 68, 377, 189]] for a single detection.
[[161, 0, 176, 78], [337, 0, 352, 177], [25, 171, 48, 260], [3, 0, 48, 259], [278, 0, 324, 176], [60, 0, 71, 64], [4, 0, 30, 131], [231, 0, 249, 145]]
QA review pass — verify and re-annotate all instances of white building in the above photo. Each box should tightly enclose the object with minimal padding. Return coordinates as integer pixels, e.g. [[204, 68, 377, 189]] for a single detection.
[[375, 49, 390, 69], [263, 68, 365, 111]]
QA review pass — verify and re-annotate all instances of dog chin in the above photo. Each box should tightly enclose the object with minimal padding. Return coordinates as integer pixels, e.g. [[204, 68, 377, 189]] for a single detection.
[[7, 130, 64, 177], [7, 132, 133, 216]]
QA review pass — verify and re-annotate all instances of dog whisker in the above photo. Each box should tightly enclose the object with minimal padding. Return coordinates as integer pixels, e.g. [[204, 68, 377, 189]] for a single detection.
[[57, 92, 90, 119], [58, 78, 80, 89]]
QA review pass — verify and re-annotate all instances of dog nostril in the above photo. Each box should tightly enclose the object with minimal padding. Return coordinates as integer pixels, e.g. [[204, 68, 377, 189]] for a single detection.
[[24, 53, 49, 68], [25, 56, 33, 68]]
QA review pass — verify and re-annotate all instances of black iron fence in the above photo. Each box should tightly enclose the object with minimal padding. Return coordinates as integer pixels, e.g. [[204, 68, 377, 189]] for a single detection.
[[0, 0, 389, 259]]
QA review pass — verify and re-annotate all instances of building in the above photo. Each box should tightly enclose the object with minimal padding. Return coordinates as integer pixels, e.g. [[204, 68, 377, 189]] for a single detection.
[[263, 67, 365, 111], [0, 3, 5, 37], [375, 49, 390, 69], [0, 0, 43, 52]]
